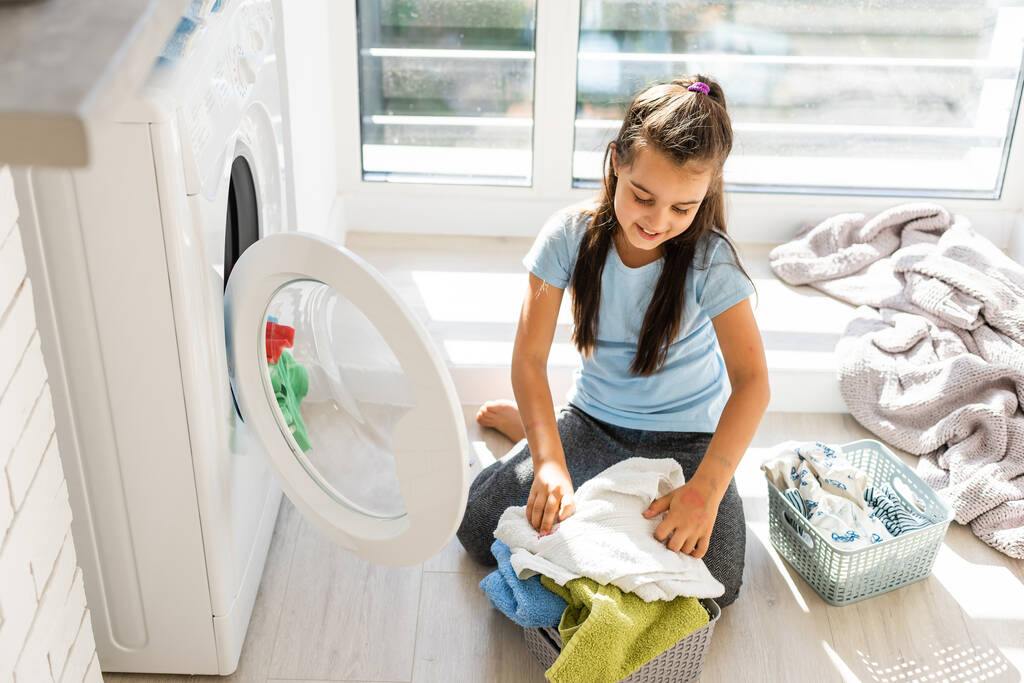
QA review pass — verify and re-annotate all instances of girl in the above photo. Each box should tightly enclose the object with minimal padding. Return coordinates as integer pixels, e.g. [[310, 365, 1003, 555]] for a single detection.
[[455, 75, 769, 608]]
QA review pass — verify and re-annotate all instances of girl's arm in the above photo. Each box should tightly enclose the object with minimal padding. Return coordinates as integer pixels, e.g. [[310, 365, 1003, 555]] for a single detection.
[[643, 298, 770, 556], [512, 272, 574, 534], [692, 297, 770, 497]]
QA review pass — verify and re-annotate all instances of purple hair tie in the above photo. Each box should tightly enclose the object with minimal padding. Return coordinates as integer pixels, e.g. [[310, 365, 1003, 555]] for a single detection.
[[688, 82, 710, 95]]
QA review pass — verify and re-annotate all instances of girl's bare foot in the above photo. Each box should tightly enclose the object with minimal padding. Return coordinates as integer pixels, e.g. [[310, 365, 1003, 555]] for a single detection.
[[476, 399, 526, 442]]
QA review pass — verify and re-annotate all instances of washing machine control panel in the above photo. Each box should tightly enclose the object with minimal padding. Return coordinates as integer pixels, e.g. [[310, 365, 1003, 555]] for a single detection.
[[174, 0, 276, 196]]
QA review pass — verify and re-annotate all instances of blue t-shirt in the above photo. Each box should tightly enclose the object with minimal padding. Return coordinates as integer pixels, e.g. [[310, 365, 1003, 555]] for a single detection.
[[523, 208, 755, 432]]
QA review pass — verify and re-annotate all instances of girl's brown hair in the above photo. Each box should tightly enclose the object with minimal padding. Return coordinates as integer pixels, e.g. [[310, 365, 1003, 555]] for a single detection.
[[569, 74, 755, 376]]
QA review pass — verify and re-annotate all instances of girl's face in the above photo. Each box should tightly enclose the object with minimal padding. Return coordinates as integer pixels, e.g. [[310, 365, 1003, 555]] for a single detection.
[[611, 144, 714, 262]]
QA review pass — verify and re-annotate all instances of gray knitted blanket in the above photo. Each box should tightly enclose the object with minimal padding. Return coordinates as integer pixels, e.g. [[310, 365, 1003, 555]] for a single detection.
[[769, 202, 1024, 559]]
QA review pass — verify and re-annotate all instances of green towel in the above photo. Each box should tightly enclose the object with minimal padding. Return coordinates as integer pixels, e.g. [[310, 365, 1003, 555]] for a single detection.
[[268, 350, 312, 451], [539, 575, 709, 683]]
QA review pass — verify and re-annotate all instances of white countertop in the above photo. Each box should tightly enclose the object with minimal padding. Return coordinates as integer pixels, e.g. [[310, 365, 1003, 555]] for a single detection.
[[0, 0, 189, 168]]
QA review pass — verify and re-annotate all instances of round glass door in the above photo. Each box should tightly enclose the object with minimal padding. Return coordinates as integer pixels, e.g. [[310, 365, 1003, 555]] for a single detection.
[[225, 232, 469, 566], [262, 279, 410, 519]]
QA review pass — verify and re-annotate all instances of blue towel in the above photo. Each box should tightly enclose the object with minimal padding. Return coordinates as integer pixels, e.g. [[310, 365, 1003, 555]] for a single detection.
[[479, 539, 566, 628]]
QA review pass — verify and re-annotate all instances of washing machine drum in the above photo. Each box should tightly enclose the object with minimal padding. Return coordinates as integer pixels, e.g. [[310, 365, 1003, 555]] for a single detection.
[[225, 232, 470, 567]]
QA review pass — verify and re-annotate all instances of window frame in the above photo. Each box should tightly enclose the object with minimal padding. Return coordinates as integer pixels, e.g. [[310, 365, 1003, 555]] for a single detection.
[[330, 0, 1024, 246]]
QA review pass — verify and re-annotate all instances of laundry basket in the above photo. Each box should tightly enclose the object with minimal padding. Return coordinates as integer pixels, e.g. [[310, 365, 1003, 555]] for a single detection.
[[766, 438, 953, 606], [523, 598, 720, 683]]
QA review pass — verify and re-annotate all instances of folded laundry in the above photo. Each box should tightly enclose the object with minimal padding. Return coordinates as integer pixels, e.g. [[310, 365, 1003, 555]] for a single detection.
[[539, 574, 708, 683], [269, 350, 311, 451], [479, 539, 566, 628], [494, 457, 725, 602], [762, 441, 893, 549]]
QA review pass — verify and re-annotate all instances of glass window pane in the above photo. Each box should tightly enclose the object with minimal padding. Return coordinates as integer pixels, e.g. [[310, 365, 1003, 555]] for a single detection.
[[356, 0, 538, 185], [574, 1, 1024, 197]]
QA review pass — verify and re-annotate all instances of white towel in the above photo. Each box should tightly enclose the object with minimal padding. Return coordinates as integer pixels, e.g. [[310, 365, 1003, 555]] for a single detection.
[[493, 457, 725, 602], [761, 441, 893, 549]]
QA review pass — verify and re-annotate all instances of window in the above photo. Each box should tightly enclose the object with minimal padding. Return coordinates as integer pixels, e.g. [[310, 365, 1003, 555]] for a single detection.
[[573, 1, 1024, 197], [355, 0, 538, 185], [343, 1, 1024, 220]]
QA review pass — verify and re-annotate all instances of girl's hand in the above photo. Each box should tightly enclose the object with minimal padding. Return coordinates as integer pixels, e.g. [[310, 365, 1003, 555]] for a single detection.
[[527, 460, 575, 536], [642, 480, 720, 558]]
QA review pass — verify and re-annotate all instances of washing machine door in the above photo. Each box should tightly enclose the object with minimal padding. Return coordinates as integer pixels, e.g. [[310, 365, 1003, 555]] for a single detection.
[[224, 232, 470, 566]]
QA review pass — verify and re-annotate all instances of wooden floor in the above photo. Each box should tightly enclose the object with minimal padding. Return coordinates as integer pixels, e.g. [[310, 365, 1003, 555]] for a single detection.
[[106, 409, 1024, 683]]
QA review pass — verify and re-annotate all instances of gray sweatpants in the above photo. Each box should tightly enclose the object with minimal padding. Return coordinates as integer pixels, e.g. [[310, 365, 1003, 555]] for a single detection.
[[456, 403, 747, 607]]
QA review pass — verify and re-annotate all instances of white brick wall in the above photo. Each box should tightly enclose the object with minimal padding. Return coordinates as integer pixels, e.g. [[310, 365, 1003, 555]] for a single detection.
[[0, 165, 102, 683]]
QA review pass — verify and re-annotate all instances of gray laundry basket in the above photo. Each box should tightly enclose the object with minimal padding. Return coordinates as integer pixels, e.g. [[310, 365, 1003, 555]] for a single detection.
[[523, 598, 720, 683], [767, 438, 953, 606]]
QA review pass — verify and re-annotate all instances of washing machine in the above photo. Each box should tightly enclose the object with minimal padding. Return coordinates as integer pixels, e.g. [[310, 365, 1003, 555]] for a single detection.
[[13, 0, 469, 674]]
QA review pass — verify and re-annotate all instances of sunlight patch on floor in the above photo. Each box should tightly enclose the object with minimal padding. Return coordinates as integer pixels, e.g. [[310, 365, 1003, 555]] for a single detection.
[[931, 544, 1024, 622], [472, 439, 498, 470], [747, 519, 811, 613], [858, 641, 1015, 683], [821, 639, 861, 683]]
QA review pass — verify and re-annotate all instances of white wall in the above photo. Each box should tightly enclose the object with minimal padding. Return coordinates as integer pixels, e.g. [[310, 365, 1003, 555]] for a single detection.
[[274, 0, 340, 240], [0, 165, 101, 682], [1013, 213, 1024, 265]]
